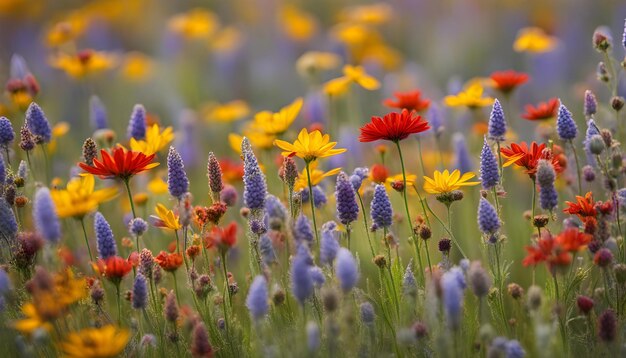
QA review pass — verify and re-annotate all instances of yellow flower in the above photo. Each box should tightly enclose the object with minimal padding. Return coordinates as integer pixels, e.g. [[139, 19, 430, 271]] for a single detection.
[[210, 26, 243, 53], [513, 27, 557, 53], [279, 5, 317, 41], [323, 65, 380, 96], [45, 12, 88, 47], [203, 100, 250, 123], [331, 23, 373, 46], [229, 130, 275, 154], [130, 124, 174, 155], [423, 169, 480, 194], [59, 325, 130, 358], [294, 162, 341, 191], [253, 97, 303, 135], [154, 203, 182, 230], [169, 8, 219, 39], [121, 52, 153, 82], [51, 174, 118, 219], [340, 3, 392, 25], [148, 176, 168, 195], [50, 50, 116, 79], [444, 82, 495, 108], [296, 51, 342, 79], [13, 303, 53, 335], [48, 122, 70, 154], [274, 128, 347, 162]]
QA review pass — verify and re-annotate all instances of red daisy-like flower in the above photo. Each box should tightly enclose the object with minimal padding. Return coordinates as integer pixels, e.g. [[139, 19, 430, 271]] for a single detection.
[[490, 70, 529, 93], [554, 228, 592, 252], [563, 192, 597, 220], [359, 109, 430, 143], [383, 90, 431, 112], [78, 146, 159, 180], [521, 98, 559, 121], [155, 251, 184, 272], [205, 222, 238, 251], [523, 234, 572, 271], [500, 141, 564, 177], [97, 256, 133, 284]]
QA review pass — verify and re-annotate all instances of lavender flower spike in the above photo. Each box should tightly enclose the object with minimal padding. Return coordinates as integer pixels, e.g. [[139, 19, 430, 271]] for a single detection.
[[536, 160, 558, 211], [242, 137, 267, 211], [94, 211, 117, 259], [335, 172, 359, 225], [371, 184, 393, 230], [167, 146, 189, 199], [335, 248, 359, 292], [320, 221, 339, 266], [132, 274, 148, 309], [453, 133, 473, 173], [0, 198, 18, 240], [291, 245, 314, 305], [25, 102, 52, 143], [488, 99, 506, 141], [246, 275, 269, 320], [0, 117, 15, 148], [207, 152, 224, 200], [441, 268, 465, 331], [479, 137, 499, 190], [477, 198, 500, 235], [89, 95, 108, 130], [33, 187, 61, 243], [556, 102, 578, 140], [584, 90, 597, 118], [127, 104, 146, 140], [293, 214, 314, 247]]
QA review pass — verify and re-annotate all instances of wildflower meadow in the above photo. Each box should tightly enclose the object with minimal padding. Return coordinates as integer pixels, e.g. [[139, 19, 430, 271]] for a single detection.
[[1, 1, 626, 357]]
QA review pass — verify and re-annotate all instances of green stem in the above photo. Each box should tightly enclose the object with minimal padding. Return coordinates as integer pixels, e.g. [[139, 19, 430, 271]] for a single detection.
[[124, 179, 137, 219], [531, 178, 536, 224], [357, 192, 376, 258], [496, 140, 504, 185], [80, 218, 94, 262], [569, 140, 582, 195], [115, 283, 122, 324], [305, 161, 320, 246], [172, 272, 180, 305], [221, 252, 232, 305], [416, 137, 426, 176]]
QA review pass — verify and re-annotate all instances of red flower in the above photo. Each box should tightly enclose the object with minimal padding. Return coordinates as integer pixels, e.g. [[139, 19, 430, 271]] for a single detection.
[[359, 109, 430, 143], [383, 90, 431, 112], [186, 245, 201, 260], [205, 222, 237, 251], [99, 256, 133, 283], [564, 192, 597, 220], [219, 159, 244, 183], [554, 228, 592, 252], [521, 98, 559, 121], [523, 234, 572, 271], [155, 251, 184, 272], [79, 146, 159, 180], [500, 141, 563, 178], [490, 70, 529, 93], [369, 164, 389, 184]]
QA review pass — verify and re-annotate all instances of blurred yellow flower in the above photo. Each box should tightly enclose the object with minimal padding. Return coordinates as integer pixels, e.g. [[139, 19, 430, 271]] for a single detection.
[[51, 174, 118, 219], [294, 162, 341, 191], [341, 3, 392, 25], [210, 26, 244, 53], [279, 5, 317, 41], [148, 176, 168, 195], [130, 124, 174, 155], [45, 12, 88, 47], [229, 130, 275, 154], [296, 52, 342, 78], [331, 23, 373, 46], [423, 169, 479, 195], [48, 122, 69, 154], [253, 97, 303, 135], [360, 43, 402, 70], [323, 65, 380, 96], [513, 27, 557, 53], [444, 82, 494, 108], [203, 100, 250, 123], [169, 8, 219, 39], [13, 303, 52, 335], [121, 52, 153, 82], [59, 325, 130, 358], [50, 50, 116, 79], [274, 128, 346, 162], [153, 203, 182, 230]]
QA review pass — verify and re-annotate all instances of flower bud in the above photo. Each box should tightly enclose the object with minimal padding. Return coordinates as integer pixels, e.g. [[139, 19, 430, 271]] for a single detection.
[[611, 96, 625, 111], [588, 134, 605, 155]]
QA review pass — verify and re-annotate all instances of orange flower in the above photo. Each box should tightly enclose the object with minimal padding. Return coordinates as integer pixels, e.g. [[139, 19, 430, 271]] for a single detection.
[[383, 90, 430, 112], [521, 98, 559, 121], [523, 234, 572, 271], [205, 222, 237, 252], [501, 142, 563, 178], [563, 192, 597, 220], [79, 147, 158, 180], [155, 251, 183, 272], [100, 256, 132, 284], [369, 164, 389, 184], [489, 70, 529, 94], [359, 109, 430, 143], [554, 228, 592, 252]]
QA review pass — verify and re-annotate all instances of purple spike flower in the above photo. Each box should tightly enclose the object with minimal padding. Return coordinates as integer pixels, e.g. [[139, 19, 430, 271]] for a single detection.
[[320, 221, 339, 266], [556, 102, 578, 140], [127, 104, 146, 140], [0, 198, 18, 240], [300, 186, 327, 208], [584, 90, 597, 118], [33, 187, 61, 243], [453, 133, 473, 173], [623, 18, 626, 49], [259, 234, 276, 265], [246, 275, 269, 320], [94, 212, 117, 259], [19, 124, 35, 152], [360, 301, 376, 324], [132, 274, 148, 309], [167, 146, 189, 199], [207, 152, 224, 200], [309, 266, 325, 287], [371, 184, 392, 229], [89, 96, 108, 130], [306, 322, 320, 352], [291, 245, 314, 305], [129, 218, 148, 237], [478, 198, 500, 235], [335, 248, 359, 292], [293, 214, 314, 246], [441, 268, 465, 331], [584, 119, 600, 167], [488, 99, 506, 141], [191, 322, 213, 357], [335, 172, 359, 225], [0, 155, 5, 186], [0, 117, 15, 148], [242, 138, 267, 211], [537, 160, 558, 211], [403, 263, 417, 297], [350, 167, 368, 191], [25, 102, 51, 144], [479, 138, 499, 190], [265, 194, 288, 226]]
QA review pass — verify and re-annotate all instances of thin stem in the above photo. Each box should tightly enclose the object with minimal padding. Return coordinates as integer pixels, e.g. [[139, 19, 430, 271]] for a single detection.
[[496, 140, 504, 185], [124, 179, 137, 219], [531, 178, 536, 224], [346, 224, 351, 250], [569, 140, 582, 195], [172, 272, 181, 305], [305, 161, 320, 245], [384, 227, 400, 319], [221, 252, 232, 305], [4, 146, 10, 166], [115, 283, 122, 324], [41, 144, 50, 184], [416, 137, 427, 176], [357, 192, 376, 257], [80, 218, 93, 262]]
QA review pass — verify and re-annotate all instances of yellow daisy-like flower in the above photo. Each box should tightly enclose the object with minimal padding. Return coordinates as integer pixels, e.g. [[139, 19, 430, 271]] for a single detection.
[[274, 128, 347, 162], [203, 100, 250, 123], [294, 162, 341, 191], [444, 82, 495, 109], [153, 203, 182, 230], [148, 176, 168, 195], [423, 169, 480, 195], [50, 50, 116, 79], [48, 122, 70, 154], [513, 27, 557, 53], [130, 124, 174, 155], [296, 51, 342, 78], [51, 174, 118, 219], [168, 8, 219, 39], [13, 303, 53, 335], [121, 52, 153, 82], [323, 65, 380, 96], [279, 5, 318, 42], [253, 97, 303, 135], [59, 325, 130, 358]]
